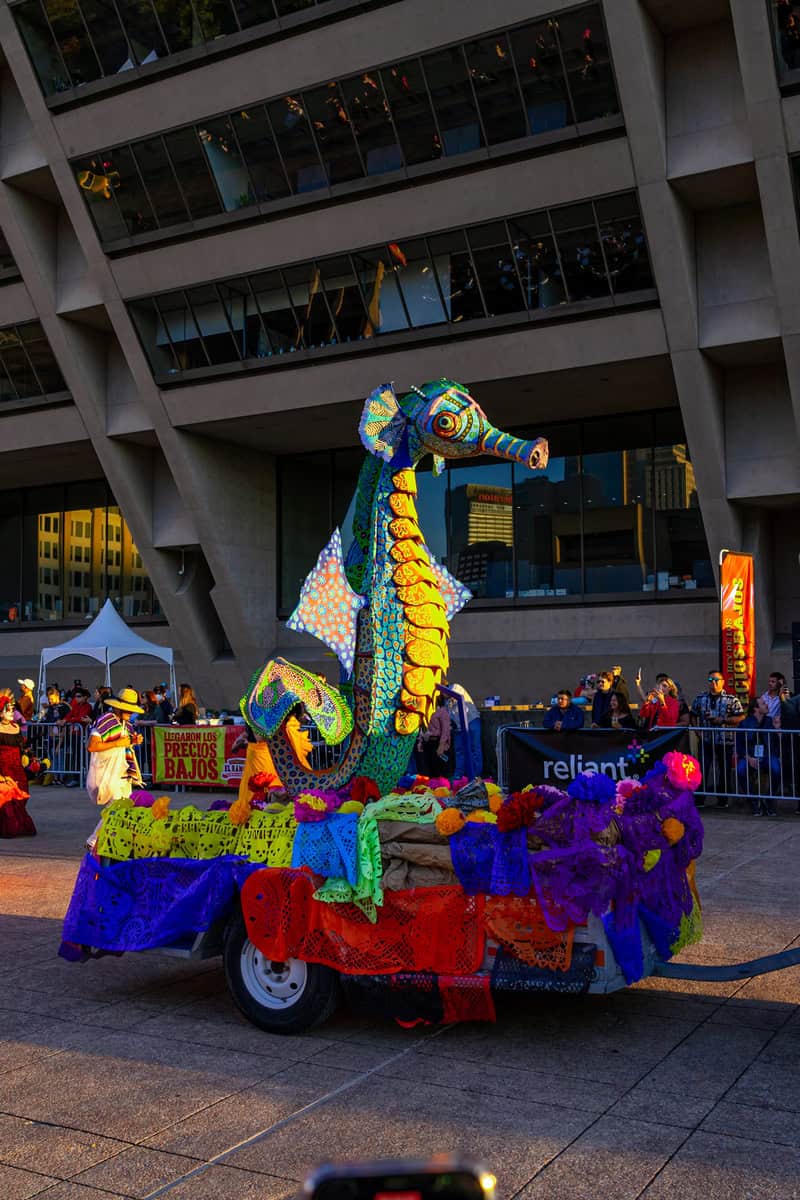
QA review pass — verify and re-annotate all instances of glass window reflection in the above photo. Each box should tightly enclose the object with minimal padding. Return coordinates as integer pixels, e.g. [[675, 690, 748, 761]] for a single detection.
[[550, 201, 609, 302], [131, 138, 189, 229], [277, 410, 713, 613], [341, 72, 402, 176], [267, 94, 327, 193], [467, 222, 525, 317], [231, 108, 290, 203], [509, 18, 572, 134], [449, 460, 514, 599], [465, 33, 527, 145], [303, 82, 363, 185], [422, 46, 483, 156], [198, 117, 254, 211], [44, 0, 102, 88], [250, 270, 301, 355], [556, 7, 618, 123], [380, 59, 441, 166], [132, 191, 653, 376], [163, 128, 222, 221]]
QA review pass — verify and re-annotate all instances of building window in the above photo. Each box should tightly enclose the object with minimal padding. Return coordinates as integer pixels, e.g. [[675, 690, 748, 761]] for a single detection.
[[71, 5, 622, 248], [0, 481, 161, 624], [770, 1, 800, 76], [277, 412, 713, 614], [130, 190, 654, 381], [11, 0, 401, 100], [0, 321, 68, 405]]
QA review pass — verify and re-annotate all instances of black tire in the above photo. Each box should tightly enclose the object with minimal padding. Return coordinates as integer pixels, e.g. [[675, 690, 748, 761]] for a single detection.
[[223, 910, 340, 1034]]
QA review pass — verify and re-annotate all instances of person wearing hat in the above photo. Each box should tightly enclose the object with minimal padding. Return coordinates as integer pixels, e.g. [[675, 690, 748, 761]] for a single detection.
[[16, 679, 35, 723], [85, 687, 144, 809]]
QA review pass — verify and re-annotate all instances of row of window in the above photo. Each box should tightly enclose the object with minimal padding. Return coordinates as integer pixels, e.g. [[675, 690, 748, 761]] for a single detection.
[[0, 483, 160, 624], [0, 321, 67, 404], [0, 231, 19, 281], [13, 0, 392, 98], [279, 411, 713, 613], [73, 5, 620, 246], [129, 191, 652, 380]]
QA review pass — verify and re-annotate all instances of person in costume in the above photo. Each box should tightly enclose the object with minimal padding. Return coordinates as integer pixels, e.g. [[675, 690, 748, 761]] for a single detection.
[[86, 687, 144, 808], [0, 691, 28, 792], [234, 725, 281, 803]]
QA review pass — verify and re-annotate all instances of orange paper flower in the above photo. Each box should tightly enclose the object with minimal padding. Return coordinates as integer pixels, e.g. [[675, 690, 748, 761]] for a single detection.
[[661, 817, 685, 845], [435, 807, 466, 836], [151, 795, 170, 821]]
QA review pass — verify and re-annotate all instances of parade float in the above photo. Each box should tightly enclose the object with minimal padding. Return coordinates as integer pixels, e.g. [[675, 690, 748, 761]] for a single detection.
[[61, 380, 708, 1032]]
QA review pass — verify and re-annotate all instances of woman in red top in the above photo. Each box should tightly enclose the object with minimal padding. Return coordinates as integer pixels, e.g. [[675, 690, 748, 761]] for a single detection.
[[639, 676, 680, 729]]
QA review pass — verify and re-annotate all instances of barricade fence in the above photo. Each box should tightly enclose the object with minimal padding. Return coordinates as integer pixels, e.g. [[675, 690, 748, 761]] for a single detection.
[[497, 724, 800, 811], [23, 721, 800, 810]]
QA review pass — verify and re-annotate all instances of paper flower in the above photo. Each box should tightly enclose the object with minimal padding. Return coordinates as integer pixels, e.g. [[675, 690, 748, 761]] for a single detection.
[[643, 849, 662, 872], [567, 772, 616, 804], [661, 817, 685, 845], [227, 797, 252, 826], [151, 795, 170, 821], [338, 799, 365, 815], [435, 807, 466, 836], [294, 790, 340, 822], [662, 751, 702, 792], [496, 789, 545, 832], [350, 776, 381, 805]]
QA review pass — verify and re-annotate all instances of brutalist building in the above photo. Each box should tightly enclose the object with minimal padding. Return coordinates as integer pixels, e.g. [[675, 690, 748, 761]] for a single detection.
[[0, 0, 797, 706]]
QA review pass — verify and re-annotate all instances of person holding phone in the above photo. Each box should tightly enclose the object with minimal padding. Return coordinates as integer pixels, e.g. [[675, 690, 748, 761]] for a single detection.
[[639, 676, 680, 729]]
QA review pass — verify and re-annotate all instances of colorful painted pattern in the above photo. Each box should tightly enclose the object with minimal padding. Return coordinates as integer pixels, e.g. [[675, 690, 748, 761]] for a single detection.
[[242, 378, 548, 794]]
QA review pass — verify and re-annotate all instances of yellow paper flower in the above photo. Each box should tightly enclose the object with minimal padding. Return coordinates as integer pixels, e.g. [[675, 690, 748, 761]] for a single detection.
[[338, 799, 365, 815], [435, 807, 466, 836], [296, 793, 329, 812], [432, 786, 451, 799], [486, 781, 502, 797], [643, 849, 662, 872]]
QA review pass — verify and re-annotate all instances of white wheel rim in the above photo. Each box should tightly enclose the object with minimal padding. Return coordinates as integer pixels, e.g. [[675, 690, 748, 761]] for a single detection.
[[240, 942, 308, 1009]]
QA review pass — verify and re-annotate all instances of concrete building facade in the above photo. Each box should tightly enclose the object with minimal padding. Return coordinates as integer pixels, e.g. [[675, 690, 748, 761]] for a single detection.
[[0, 0, 797, 707]]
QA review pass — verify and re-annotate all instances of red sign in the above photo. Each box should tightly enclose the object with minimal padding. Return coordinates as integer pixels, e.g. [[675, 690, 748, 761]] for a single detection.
[[151, 725, 246, 789], [720, 551, 756, 706]]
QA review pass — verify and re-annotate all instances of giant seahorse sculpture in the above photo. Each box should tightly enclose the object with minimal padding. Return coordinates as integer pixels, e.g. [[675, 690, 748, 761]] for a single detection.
[[242, 379, 548, 794]]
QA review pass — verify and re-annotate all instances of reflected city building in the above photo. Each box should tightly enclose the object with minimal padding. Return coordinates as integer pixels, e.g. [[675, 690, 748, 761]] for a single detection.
[[0, 485, 159, 625], [277, 413, 713, 613], [0, 321, 67, 405], [129, 191, 654, 381], [68, 6, 621, 246], [12, 0, 399, 97]]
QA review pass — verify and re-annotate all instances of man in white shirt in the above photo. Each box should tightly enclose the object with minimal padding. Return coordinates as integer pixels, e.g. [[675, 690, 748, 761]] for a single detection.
[[760, 672, 786, 722]]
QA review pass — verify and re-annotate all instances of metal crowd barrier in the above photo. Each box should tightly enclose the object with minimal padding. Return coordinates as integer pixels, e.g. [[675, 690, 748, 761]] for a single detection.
[[689, 723, 799, 810], [27, 720, 154, 788]]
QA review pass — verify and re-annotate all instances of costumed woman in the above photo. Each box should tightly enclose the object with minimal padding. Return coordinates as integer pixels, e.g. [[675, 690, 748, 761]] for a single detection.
[[0, 690, 35, 837]]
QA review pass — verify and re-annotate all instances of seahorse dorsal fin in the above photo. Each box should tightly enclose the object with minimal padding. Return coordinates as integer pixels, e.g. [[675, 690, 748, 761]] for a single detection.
[[428, 559, 473, 620], [359, 383, 407, 461], [287, 528, 366, 674]]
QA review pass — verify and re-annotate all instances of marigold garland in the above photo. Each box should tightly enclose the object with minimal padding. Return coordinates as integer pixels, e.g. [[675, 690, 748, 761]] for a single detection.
[[661, 817, 685, 845], [151, 795, 171, 821], [227, 796, 253, 826], [435, 807, 466, 836]]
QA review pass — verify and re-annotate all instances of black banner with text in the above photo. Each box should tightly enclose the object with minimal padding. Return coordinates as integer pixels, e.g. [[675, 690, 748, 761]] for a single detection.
[[501, 726, 689, 793]]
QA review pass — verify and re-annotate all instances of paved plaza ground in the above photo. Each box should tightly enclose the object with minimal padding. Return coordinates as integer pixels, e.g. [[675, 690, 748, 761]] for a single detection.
[[1, 787, 799, 1200]]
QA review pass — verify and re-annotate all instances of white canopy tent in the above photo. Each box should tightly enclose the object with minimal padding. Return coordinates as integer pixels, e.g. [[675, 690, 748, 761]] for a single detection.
[[37, 599, 176, 702]]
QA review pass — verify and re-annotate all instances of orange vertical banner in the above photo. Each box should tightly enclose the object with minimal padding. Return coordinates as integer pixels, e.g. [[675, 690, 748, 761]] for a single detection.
[[720, 551, 756, 706]]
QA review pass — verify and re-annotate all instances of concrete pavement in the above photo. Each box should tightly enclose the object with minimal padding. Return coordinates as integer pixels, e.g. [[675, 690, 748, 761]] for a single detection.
[[1, 786, 799, 1199]]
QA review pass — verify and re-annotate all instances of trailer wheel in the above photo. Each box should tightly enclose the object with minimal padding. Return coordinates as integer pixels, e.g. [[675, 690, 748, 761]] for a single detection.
[[223, 911, 340, 1034]]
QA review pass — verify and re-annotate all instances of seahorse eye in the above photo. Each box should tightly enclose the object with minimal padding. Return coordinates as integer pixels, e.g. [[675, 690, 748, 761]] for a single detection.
[[433, 413, 457, 436]]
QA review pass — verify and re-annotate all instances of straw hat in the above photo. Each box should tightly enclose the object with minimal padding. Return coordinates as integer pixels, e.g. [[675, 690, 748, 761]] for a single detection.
[[104, 687, 144, 714]]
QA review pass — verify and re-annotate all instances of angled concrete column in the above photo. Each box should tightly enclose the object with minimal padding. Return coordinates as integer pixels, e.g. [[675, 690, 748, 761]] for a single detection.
[[604, 0, 742, 577], [729, 0, 800, 440], [0, 6, 274, 702]]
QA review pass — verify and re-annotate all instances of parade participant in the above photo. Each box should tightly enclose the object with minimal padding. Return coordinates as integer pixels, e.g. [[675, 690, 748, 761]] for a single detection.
[[0, 691, 30, 794], [543, 689, 585, 731], [16, 678, 35, 722], [421, 693, 453, 778], [85, 687, 144, 809]]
